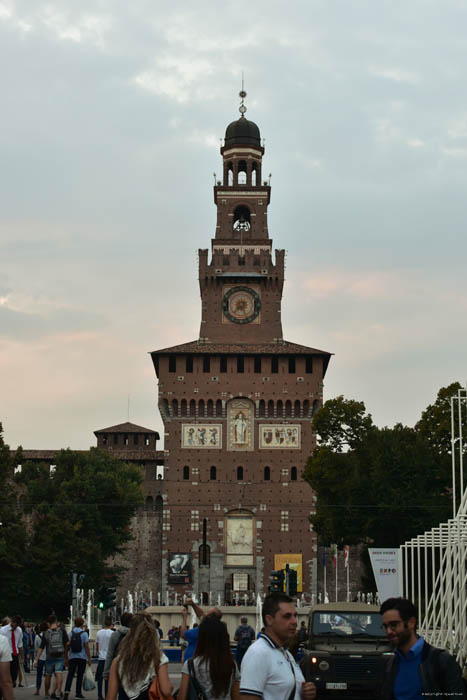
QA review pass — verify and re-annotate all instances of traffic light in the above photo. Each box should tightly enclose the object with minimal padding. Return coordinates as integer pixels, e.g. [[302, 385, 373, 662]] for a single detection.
[[268, 569, 285, 593], [97, 585, 116, 610], [288, 568, 298, 597]]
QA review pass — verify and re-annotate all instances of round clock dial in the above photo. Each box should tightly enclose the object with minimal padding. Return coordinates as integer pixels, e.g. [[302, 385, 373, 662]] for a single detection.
[[222, 286, 261, 324]]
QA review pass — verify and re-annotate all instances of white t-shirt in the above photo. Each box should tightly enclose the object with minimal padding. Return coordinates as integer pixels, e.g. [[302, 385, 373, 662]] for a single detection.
[[96, 628, 114, 660], [0, 635, 12, 662], [119, 652, 169, 700], [240, 634, 304, 700]]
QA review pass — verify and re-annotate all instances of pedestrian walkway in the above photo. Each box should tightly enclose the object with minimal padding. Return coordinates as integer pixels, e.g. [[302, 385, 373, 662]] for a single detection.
[[13, 663, 183, 698]]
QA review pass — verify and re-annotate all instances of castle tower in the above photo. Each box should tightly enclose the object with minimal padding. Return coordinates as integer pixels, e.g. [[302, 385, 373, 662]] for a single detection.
[[151, 93, 331, 603]]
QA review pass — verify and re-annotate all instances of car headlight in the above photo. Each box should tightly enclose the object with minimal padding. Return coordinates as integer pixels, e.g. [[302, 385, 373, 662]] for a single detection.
[[318, 660, 330, 671]]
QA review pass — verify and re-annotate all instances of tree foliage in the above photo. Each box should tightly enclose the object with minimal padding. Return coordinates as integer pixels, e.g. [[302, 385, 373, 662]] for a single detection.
[[1, 444, 143, 619], [304, 390, 455, 549]]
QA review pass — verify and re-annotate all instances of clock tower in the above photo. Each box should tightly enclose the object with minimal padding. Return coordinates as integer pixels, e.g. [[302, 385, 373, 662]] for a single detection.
[[151, 93, 332, 604], [199, 91, 284, 344]]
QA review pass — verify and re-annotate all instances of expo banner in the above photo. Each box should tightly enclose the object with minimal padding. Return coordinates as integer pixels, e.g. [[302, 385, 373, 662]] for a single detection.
[[369, 548, 403, 602]]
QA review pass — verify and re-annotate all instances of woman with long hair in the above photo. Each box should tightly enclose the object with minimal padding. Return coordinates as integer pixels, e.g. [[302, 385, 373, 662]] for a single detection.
[[178, 616, 239, 700], [107, 612, 173, 700]]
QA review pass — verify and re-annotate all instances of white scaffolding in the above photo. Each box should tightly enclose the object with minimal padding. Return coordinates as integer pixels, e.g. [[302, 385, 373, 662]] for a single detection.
[[401, 385, 467, 668]]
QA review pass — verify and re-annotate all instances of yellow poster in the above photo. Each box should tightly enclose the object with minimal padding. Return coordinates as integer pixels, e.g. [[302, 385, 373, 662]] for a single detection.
[[274, 553, 303, 592]]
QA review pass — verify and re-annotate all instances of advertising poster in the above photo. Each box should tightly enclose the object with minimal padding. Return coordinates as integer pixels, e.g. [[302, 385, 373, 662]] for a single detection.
[[274, 553, 303, 592], [368, 548, 403, 602], [168, 552, 192, 584]]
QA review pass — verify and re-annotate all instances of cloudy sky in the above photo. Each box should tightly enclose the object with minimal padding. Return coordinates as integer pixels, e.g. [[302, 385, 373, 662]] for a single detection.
[[1, 0, 466, 450]]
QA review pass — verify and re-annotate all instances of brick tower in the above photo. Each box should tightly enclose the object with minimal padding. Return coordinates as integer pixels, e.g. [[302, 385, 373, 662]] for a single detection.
[[151, 94, 331, 603]]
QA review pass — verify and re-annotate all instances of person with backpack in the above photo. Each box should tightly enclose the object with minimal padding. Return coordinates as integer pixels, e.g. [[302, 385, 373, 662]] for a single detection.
[[62, 616, 91, 700], [380, 597, 466, 700], [34, 615, 69, 700], [103, 612, 133, 683], [107, 612, 173, 700], [234, 617, 255, 668], [178, 616, 239, 700], [95, 617, 113, 700]]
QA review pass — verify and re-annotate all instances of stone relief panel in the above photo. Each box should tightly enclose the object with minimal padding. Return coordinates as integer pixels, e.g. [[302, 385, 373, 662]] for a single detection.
[[259, 424, 301, 449], [181, 424, 222, 448], [227, 398, 254, 451], [226, 515, 253, 566]]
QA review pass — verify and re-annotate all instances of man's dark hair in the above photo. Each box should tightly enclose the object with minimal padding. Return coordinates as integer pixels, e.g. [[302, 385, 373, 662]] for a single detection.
[[104, 617, 113, 627], [47, 615, 57, 625], [380, 597, 418, 628], [11, 615, 22, 626], [240, 616, 247, 624], [262, 593, 293, 625], [120, 612, 133, 627]]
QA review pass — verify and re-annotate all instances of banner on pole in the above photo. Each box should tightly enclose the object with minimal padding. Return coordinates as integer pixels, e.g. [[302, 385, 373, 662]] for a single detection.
[[332, 543, 338, 567], [344, 545, 349, 568], [368, 548, 402, 602]]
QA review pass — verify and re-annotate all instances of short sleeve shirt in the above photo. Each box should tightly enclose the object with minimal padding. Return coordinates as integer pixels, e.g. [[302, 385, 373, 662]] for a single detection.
[[184, 628, 199, 661], [68, 628, 88, 660], [240, 634, 305, 700], [0, 635, 12, 662], [96, 628, 113, 660]]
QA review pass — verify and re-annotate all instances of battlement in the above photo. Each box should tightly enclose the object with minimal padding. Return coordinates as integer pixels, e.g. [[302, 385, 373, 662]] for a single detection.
[[198, 247, 284, 279]]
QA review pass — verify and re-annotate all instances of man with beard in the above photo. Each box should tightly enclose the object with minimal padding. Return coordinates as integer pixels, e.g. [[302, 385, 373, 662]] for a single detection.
[[380, 597, 465, 700]]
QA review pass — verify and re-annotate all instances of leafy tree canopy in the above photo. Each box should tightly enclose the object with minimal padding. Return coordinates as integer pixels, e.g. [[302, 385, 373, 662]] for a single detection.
[[2, 445, 143, 619], [415, 381, 466, 455], [304, 387, 457, 549]]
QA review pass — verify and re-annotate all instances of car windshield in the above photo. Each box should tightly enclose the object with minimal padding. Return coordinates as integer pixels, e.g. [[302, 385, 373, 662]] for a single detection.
[[312, 611, 384, 637]]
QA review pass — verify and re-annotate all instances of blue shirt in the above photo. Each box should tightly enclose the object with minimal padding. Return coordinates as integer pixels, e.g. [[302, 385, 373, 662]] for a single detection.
[[68, 628, 89, 660], [393, 636, 425, 700], [183, 628, 198, 662]]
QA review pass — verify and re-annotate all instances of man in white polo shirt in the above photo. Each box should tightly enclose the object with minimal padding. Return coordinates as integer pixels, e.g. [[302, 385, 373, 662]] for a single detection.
[[240, 593, 317, 700]]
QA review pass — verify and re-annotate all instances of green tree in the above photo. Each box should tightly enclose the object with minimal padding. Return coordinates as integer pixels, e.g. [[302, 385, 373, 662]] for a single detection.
[[416, 381, 466, 456], [304, 394, 453, 549], [0, 424, 28, 612], [13, 448, 143, 618]]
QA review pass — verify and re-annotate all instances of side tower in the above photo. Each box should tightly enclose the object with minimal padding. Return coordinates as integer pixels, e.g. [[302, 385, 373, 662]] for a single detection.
[[151, 95, 331, 603]]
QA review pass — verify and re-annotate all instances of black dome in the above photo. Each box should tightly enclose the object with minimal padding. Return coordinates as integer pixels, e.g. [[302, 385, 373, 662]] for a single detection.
[[224, 116, 261, 147]]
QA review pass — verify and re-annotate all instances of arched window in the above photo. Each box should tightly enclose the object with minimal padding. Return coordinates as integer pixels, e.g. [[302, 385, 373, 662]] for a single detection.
[[145, 496, 154, 511], [285, 400, 292, 417], [216, 399, 222, 416], [313, 399, 321, 415], [251, 162, 258, 186], [291, 467, 298, 481], [294, 400, 301, 417], [277, 400, 283, 417], [259, 400, 265, 417], [233, 205, 251, 232], [227, 162, 234, 186], [181, 399, 187, 416], [207, 399, 214, 417], [237, 466, 244, 481], [183, 466, 190, 480], [267, 399, 274, 417], [171, 399, 178, 416], [155, 495, 163, 513], [237, 160, 247, 185], [303, 399, 310, 417], [264, 466, 271, 481], [189, 399, 196, 416], [210, 466, 217, 480], [198, 399, 205, 417]]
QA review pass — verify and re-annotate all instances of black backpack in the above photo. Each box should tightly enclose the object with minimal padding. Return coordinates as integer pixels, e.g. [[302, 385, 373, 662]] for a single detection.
[[70, 630, 84, 653]]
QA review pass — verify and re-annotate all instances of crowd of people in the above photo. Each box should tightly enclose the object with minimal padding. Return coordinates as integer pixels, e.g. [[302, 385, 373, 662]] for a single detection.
[[0, 594, 465, 700]]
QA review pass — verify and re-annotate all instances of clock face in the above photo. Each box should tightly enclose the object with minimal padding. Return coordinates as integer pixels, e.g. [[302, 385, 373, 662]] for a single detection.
[[222, 286, 261, 324]]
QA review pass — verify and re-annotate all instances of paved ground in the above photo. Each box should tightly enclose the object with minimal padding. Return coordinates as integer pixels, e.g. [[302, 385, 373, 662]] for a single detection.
[[13, 663, 183, 699]]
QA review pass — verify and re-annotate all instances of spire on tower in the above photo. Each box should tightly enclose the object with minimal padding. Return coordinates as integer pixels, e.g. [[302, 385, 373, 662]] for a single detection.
[[239, 73, 247, 116]]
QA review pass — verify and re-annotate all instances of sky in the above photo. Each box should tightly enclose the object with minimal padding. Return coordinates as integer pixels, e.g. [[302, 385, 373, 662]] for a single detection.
[[1, 0, 466, 450]]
